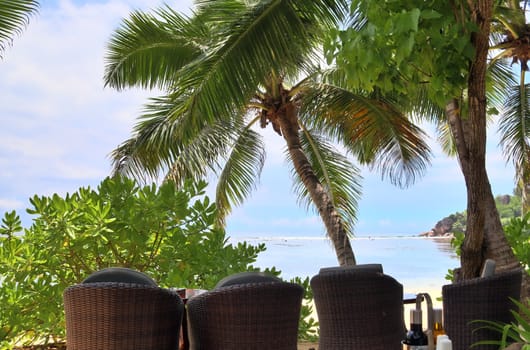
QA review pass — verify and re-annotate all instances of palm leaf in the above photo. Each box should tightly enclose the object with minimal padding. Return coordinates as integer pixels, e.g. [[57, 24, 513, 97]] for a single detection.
[[434, 120, 457, 157], [111, 94, 234, 181], [104, 6, 202, 90], [499, 83, 530, 175], [215, 122, 266, 223], [287, 128, 362, 234], [0, 0, 39, 56], [172, 0, 347, 124], [492, 2, 526, 40], [409, 84, 446, 124], [299, 79, 431, 188], [488, 58, 517, 111], [164, 120, 240, 186]]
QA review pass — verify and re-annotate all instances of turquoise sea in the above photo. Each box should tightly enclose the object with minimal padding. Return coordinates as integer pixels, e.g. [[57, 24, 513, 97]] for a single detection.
[[229, 235, 458, 298]]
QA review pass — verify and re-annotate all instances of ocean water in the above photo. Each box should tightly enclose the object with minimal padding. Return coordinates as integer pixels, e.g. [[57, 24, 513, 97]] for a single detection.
[[229, 235, 459, 297]]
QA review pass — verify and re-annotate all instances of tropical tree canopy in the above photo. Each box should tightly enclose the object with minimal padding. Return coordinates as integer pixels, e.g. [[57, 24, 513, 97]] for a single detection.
[[0, 0, 39, 57], [330, 0, 523, 281], [104, 0, 431, 265]]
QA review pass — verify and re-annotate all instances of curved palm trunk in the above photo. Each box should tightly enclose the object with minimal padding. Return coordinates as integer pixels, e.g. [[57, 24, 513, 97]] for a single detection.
[[277, 102, 356, 266]]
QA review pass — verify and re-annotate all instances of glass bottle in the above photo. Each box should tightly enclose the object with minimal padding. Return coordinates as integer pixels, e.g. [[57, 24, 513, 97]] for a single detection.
[[432, 309, 445, 345], [403, 309, 429, 350]]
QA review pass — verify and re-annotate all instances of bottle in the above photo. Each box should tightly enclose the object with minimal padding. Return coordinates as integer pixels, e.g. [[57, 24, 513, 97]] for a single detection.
[[432, 309, 445, 345], [403, 309, 429, 350], [436, 337, 452, 350]]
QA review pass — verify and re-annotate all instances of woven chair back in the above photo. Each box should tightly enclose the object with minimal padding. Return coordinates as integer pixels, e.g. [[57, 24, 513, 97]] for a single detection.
[[311, 270, 405, 350], [442, 268, 522, 350], [64, 282, 184, 350], [186, 281, 303, 350]]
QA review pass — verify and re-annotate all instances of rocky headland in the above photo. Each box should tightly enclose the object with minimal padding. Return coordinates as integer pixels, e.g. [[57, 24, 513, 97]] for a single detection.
[[419, 216, 456, 239]]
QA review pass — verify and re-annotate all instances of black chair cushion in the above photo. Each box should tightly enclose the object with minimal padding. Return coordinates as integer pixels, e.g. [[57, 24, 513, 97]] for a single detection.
[[318, 263, 383, 275], [82, 267, 157, 286], [215, 271, 282, 289]]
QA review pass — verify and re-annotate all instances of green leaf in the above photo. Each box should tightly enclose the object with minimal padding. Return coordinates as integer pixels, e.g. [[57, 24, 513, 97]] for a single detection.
[[394, 8, 421, 33]]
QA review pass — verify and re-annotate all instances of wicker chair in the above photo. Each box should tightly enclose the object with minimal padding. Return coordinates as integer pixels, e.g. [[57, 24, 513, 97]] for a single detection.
[[63, 268, 184, 350], [310, 268, 405, 350], [214, 271, 282, 288], [186, 280, 304, 350], [442, 268, 523, 350]]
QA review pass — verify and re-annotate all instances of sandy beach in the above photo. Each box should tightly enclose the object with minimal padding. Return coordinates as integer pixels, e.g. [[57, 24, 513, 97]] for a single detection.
[[298, 342, 318, 350]]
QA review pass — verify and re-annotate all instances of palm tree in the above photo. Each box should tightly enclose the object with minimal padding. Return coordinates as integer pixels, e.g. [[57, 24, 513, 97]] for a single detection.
[[491, 0, 530, 213], [328, 0, 525, 281], [103, 0, 431, 265], [421, 1, 523, 280], [0, 0, 39, 57]]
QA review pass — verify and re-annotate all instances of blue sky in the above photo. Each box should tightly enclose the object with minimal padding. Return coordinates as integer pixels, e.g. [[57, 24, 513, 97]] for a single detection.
[[0, 0, 516, 238]]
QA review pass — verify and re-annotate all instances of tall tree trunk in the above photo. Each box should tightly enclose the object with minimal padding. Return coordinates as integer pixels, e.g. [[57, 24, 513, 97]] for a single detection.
[[483, 191, 530, 299], [446, 0, 524, 287], [278, 102, 356, 266], [446, 97, 488, 279], [483, 194, 519, 270], [460, 0, 494, 280]]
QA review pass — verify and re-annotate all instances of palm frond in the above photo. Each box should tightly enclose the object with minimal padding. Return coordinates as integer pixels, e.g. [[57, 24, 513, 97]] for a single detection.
[[492, 2, 526, 40], [410, 84, 446, 123], [287, 128, 362, 234], [215, 122, 266, 224], [164, 120, 240, 187], [110, 94, 232, 181], [104, 6, 202, 91], [488, 58, 518, 111], [434, 120, 458, 157], [172, 0, 347, 124], [0, 0, 39, 57], [299, 80, 431, 188], [499, 83, 530, 175]]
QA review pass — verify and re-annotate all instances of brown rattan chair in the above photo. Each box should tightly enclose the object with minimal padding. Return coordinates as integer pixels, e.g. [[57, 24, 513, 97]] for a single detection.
[[310, 267, 405, 350], [63, 268, 184, 350], [186, 279, 304, 350], [442, 268, 523, 350]]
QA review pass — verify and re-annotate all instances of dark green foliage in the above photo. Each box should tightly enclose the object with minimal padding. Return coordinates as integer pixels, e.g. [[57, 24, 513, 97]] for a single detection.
[[445, 193, 529, 281], [291, 276, 319, 342], [0, 177, 265, 348], [326, 0, 475, 107], [446, 194, 523, 234], [504, 213, 530, 274], [448, 212, 467, 235], [497, 195, 522, 224], [471, 298, 530, 349]]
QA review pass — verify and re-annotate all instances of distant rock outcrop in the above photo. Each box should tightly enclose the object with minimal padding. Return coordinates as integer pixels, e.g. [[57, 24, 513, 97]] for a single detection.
[[420, 193, 518, 238], [419, 216, 456, 238], [498, 194, 511, 205]]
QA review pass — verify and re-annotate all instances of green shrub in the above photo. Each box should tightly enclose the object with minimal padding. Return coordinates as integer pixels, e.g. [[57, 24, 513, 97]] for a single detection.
[[446, 203, 530, 281], [0, 177, 265, 348], [291, 276, 319, 342], [503, 213, 530, 274], [472, 298, 530, 350]]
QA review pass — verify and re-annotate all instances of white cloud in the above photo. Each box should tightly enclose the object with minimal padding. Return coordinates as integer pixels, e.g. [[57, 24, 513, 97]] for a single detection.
[[0, 0, 194, 215], [0, 199, 25, 211], [0, 0, 519, 237]]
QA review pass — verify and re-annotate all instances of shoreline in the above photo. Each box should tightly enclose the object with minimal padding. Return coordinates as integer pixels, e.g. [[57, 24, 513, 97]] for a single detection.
[[230, 235, 454, 241]]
